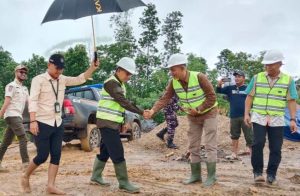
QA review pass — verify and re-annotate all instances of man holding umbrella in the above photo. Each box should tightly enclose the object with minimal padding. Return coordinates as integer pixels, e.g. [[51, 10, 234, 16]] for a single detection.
[[21, 54, 99, 194]]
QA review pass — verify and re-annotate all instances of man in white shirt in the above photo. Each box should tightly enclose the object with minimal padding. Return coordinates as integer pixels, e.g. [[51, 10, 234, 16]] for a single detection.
[[21, 54, 99, 194], [0, 65, 30, 171]]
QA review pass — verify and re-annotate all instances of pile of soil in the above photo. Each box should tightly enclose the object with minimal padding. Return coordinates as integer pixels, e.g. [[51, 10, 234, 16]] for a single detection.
[[136, 115, 241, 159]]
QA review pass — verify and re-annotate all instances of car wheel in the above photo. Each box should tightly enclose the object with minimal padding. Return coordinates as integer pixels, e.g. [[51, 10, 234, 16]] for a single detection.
[[128, 122, 141, 141], [80, 124, 100, 152]]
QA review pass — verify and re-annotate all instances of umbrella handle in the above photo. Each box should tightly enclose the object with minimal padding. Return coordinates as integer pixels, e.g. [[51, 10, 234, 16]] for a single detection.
[[94, 51, 97, 63]]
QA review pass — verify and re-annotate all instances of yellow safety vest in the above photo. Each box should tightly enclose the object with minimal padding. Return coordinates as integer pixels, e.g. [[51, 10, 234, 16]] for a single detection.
[[252, 72, 290, 116], [172, 71, 217, 114], [96, 75, 126, 123]]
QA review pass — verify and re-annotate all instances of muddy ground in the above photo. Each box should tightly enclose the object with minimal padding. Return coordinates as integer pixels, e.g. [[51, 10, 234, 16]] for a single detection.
[[0, 115, 300, 195]]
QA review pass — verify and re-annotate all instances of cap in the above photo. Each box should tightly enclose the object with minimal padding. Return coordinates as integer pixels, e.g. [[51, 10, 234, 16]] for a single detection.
[[167, 53, 187, 68], [15, 64, 28, 72], [49, 53, 65, 69], [233, 70, 245, 77]]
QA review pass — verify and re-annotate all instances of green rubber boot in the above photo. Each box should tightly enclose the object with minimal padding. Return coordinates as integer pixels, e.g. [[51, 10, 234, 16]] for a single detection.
[[90, 157, 110, 186], [182, 162, 202, 184], [204, 162, 217, 187], [114, 161, 140, 193]]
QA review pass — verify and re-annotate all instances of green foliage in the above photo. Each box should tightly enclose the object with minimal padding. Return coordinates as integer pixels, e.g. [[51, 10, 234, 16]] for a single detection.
[[0, 47, 16, 98], [110, 12, 137, 56], [64, 44, 90, 77], [161, 11, 183, 63], [216, 49, 264, 80], [0, 118, 5, 142], [216, 94, 230, 116], [22, 54, 47, 88], [187, 53, 208, 73], [207, 68, 218, 87], [138, 3, 160, 54]]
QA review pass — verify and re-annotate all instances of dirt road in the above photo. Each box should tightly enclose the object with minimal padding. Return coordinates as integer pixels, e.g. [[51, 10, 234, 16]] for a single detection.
[[1, 115, 300, 195]]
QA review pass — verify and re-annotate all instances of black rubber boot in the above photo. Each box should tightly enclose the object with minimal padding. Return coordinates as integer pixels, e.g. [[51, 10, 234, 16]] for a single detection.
[[156, 128, 167, 141], [166, 139, 178, 149]]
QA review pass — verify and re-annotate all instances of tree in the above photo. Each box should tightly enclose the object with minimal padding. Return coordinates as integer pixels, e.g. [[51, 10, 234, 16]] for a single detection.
[[187, 53, 208, 74], [215, 49, 264, 80], [161, 11, 183, 64], [63, 45, 90, 76], [110, 12, 137, 57], [22, 54, 47, 88], [134, 3, 161, 97], [0, 47, 16, 99]]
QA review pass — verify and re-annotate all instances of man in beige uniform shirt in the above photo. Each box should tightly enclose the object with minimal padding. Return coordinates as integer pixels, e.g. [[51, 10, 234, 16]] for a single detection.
[[21, 54, 99, 194], [0, 65, 30, 171], [145, 53, 218, 187]]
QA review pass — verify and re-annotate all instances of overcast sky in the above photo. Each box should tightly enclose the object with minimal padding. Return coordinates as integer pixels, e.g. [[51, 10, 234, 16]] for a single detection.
[[1, 0, 299, 76]]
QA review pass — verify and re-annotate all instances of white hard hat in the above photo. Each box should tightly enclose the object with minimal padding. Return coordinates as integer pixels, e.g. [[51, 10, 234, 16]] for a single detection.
[[167, 53, 187, 68], [116, 57, 136, 74], [262, 50, 284, 65]]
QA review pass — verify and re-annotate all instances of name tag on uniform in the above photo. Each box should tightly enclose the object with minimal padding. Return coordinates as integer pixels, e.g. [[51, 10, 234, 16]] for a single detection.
[[54, 102, 61, 113]]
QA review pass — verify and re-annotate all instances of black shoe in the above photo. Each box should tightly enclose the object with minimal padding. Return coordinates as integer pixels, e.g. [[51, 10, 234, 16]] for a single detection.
[[254, 173, 265, 183], [156, 128, 167, 141], [266, 175, 277, 185], [166, 139, 178, 149]]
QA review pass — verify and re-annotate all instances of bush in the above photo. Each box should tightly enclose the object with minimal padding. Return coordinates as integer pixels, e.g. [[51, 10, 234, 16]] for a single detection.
[[0, 119, 6, 142], [217, 94, 230, 116]]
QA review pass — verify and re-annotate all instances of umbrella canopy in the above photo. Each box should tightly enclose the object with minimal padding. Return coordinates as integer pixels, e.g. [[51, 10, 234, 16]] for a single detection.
[[42, 0, 146, 59], [42, 0, 146, 23]]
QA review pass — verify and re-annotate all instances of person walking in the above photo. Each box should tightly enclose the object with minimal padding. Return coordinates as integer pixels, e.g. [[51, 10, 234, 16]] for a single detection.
[[156, 95, 181, 149], [244, 50, 298, 185], [90, 57, 145, 193], [0, 65, 30, 171], [144, 53, 218, 187], [216, 70, 253, 160], [21, 53, 99, 194]]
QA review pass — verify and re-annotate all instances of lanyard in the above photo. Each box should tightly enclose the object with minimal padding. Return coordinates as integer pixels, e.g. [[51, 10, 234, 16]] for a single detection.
[[49, 79, 59, 101]]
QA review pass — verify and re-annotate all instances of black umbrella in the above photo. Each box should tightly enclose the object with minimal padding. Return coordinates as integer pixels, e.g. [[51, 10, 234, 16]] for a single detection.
[[42, 0, 146, 59]]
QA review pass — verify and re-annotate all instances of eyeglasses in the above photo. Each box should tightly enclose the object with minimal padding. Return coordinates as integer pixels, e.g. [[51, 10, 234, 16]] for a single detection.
[[18, 71, 27, 75]]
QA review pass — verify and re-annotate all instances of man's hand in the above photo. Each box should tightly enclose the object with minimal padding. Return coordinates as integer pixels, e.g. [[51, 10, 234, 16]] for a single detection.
[[187, 108, 198, 116], [244, 114, 252, 127], [91, 59, 100, 69], [143, 109, 154, 119], [121, 123, 129, 133], [290, 120, 298, 133], [30, 121, 39, 136], [217, 79, 224, 87]]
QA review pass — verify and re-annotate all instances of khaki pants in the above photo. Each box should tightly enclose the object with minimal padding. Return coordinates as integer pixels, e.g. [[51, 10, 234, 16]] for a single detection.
[[0, 117, 29, 163], [187, 116, 217, 163]]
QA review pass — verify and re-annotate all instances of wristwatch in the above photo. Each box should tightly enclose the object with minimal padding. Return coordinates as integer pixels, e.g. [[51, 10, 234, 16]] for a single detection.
[[290, 118, 296, 122]]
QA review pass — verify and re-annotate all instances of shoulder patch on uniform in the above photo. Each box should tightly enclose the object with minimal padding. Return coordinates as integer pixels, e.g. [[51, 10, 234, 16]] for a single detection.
[[8, 85, 14, 92]]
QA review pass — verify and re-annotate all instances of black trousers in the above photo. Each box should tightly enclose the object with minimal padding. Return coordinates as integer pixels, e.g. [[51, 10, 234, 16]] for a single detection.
[[97, 127, 125, 164], [33, 121, 63, 165], [251, 123, 284, 177]]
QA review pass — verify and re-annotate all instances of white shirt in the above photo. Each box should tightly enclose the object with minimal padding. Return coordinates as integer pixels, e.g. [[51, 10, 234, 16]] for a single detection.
[[29, 72, 86, 127], [4, 79, 29, 119]]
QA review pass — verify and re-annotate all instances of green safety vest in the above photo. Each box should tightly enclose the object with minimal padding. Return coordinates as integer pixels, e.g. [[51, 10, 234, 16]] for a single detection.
[[172, 71, 217, 114], [252, 72, 290, 116], [96, 75, 126, 123]]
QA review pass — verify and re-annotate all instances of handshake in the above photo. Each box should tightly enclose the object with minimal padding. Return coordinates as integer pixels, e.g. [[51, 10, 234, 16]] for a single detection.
[[143, 109, 154, 119]]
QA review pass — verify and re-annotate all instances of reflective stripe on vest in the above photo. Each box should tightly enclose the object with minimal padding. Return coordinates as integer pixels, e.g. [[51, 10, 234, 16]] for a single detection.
[[172, 71, 217, 113], [96, 75, 126, 123], [252, 72, 290, 116]]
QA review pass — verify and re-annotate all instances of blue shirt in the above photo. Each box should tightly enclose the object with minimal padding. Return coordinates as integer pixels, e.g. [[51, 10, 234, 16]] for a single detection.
[[216, 84, 248, 118]]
